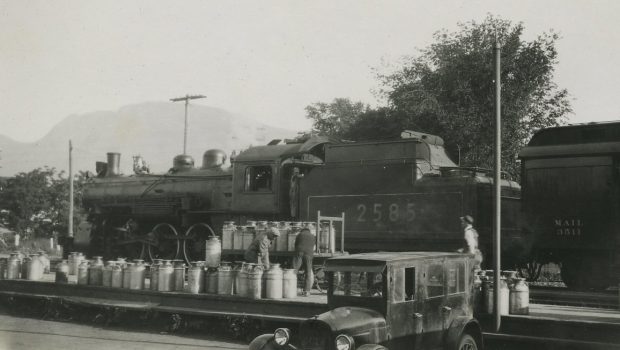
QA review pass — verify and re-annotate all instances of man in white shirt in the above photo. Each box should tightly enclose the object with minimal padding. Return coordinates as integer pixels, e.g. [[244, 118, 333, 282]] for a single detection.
[[460, 215, 482, 269]]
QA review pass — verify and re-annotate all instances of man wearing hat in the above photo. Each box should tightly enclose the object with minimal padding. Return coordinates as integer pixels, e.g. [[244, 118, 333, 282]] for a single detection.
[[459, 215, 482, 268], [245, 226, 280, 269]]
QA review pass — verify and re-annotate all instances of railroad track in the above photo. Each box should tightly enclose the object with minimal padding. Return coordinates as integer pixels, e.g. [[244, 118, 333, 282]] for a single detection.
[[530, 286, 618, 309]]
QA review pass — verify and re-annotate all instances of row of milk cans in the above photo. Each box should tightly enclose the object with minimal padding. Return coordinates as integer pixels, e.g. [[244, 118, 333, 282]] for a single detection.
[[221, 220, 337, 253], [56, 254, 300, 299], [473, 269, 530, 316], [0, 251, 51, 280]]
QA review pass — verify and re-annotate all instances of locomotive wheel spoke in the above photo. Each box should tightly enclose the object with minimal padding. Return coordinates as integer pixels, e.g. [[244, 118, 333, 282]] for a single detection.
[[147, 223, 180, 261], [182, 223, 215, 264]]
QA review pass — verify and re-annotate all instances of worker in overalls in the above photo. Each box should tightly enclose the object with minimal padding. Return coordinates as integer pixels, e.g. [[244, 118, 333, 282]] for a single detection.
[[244, 227, 280, 269], [293, 228, 315, 297]]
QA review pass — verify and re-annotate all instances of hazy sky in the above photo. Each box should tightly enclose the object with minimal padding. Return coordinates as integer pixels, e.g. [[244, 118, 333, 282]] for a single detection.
[[1, 0, 619, 142]]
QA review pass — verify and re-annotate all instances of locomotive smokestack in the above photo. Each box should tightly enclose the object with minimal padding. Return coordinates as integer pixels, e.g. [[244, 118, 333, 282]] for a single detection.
[[106, 152, 121, 177]]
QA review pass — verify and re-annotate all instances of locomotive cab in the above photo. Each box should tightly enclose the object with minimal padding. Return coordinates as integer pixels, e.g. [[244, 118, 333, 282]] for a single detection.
[[231, 136, 329, 217]]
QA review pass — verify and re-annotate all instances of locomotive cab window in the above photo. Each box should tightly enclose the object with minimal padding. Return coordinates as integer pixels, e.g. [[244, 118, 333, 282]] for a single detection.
[[244, 166, 273, 192]]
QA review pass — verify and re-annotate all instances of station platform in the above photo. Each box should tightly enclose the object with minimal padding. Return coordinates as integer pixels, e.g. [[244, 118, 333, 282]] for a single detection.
[[2, 275, 620, 349]]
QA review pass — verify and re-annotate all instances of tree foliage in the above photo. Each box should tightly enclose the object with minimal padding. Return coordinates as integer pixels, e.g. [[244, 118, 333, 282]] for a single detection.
[[305, 98, 370, 137], [0, 167, 87, 240], [306, 15, 572, 177], [379, 15, 571, 175]]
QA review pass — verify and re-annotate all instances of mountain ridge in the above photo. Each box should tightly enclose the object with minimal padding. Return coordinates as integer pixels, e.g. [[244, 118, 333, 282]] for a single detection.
[[0, 102, 298, 176]]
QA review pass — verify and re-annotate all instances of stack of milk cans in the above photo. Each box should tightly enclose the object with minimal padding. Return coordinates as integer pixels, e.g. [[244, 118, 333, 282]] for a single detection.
[[474, 269, 529, 316]]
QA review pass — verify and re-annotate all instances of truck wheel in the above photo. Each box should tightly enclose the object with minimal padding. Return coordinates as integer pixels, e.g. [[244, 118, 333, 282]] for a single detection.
[[457, 333, 478, 350]]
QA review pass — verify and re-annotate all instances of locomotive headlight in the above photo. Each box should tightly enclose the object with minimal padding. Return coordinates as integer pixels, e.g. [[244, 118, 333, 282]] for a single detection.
[[274, 328, 291, 346], [335, 334, 355, 350]]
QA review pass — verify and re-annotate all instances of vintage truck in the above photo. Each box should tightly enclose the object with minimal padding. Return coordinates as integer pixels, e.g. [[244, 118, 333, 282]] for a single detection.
[[249, 251, 482, 350]]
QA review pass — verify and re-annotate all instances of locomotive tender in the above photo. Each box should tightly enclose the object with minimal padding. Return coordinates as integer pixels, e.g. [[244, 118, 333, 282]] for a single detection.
[[80, 130, 522, 267], [520, 121, 620, 289]]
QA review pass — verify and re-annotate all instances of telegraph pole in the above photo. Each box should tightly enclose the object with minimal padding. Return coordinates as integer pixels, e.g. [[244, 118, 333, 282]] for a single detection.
[[493, 38, 502, 332], [68, 140, 74, 239], [170, 94, 206, 154]]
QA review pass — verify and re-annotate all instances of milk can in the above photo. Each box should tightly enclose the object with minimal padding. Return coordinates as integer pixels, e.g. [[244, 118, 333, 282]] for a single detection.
[[235, 262, 248, 296], [173, 260, 186, 291], [129, 260, 146, 290], [288, 223, 301, 251], [304, 222, 317, 237], [77, 260, 90, 285], [216, 262, 233, 294], [233, 225, 244, 250], [499, 277, 510, 316], [205, 237, 222, 268], [72, 253, 85, 276], [266, 222, 277, 252], [242, 226, 255, 250], [248, 264, 264, 300], [482, 278, 493, 314], [473, 270, 483, 315], [122, 262, 134, 289], [7, 253, 21, 279], [256, 221, 268, 236], [158, 260, 174, 292], [205, 267, 218, 294], [276, 222, 290, 251], [256, 221, 269, 251], [282, 268, 297, 298], [509, 278, 530, 315], [150, 259, 163, 291], [102, 261, 115, 287], [21, 255, 30, 279], [88, 256, 104, 286], [55, 260, 70, 283], [37, 250, 50, 274], [68, 252, 77, 275], [265, 264, 283, 299], [111, 264, 123, 288], [27, 254, 44, 281], [187, 262, 204, 294], [318, 223, 330, 253], [222, 221, 236, 250], [502, 270, 518, 289], [116, 257, 127, 267]]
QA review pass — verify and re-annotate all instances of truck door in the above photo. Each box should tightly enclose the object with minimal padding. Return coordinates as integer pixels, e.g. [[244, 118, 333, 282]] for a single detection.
[[386, 265, 420, 349], [421, 259, 446, 349]]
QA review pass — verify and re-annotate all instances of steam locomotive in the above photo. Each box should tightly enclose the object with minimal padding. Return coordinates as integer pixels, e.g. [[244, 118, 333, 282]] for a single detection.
[[79, 130, 523, 267], [520, 121, 620, 290]]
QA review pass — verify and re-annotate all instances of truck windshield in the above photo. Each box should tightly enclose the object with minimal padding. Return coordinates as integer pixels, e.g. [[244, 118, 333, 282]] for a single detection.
[[332, 271, 384, 298]]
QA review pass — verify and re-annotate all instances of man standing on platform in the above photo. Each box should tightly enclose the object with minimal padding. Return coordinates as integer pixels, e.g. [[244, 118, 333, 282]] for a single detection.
[[293, 228, 315, 296], [459, 215, 483, 269], [244, 227, 280, 269]]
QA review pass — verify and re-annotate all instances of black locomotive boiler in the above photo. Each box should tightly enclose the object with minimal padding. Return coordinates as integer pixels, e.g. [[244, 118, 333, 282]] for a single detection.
[[79, 130, 523, 268]]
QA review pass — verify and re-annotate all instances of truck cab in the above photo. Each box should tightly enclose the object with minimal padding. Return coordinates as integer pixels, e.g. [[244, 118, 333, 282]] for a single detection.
[[249, 252, 482, 350]]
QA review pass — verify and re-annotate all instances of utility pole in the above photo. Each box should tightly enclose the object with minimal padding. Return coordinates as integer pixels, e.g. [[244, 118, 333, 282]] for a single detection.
[[170, 94, 206, 154], [68, 140, 74, 239], [493, 38, 502, 333]]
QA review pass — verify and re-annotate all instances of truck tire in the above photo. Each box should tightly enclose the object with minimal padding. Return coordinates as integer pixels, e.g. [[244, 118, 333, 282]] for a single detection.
[[457, 333, 478, 350]]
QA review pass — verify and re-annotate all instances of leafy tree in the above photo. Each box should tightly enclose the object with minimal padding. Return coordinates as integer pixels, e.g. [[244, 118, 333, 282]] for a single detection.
[[0, 167, 87, 240], [378, 15, 571, 176], [305, 98, 370, 137]]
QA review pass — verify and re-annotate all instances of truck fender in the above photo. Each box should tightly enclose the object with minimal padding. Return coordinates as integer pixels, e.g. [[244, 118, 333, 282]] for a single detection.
[[248, 334, 275, 350], [357, 345, 389, 350], [444, 317, 483, 350]]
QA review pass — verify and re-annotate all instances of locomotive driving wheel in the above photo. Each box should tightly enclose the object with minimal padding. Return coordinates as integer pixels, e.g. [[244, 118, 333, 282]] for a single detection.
[[182, 223, 215, 264], [111, 220, 146, 260], [147, 223, 180, 261]]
